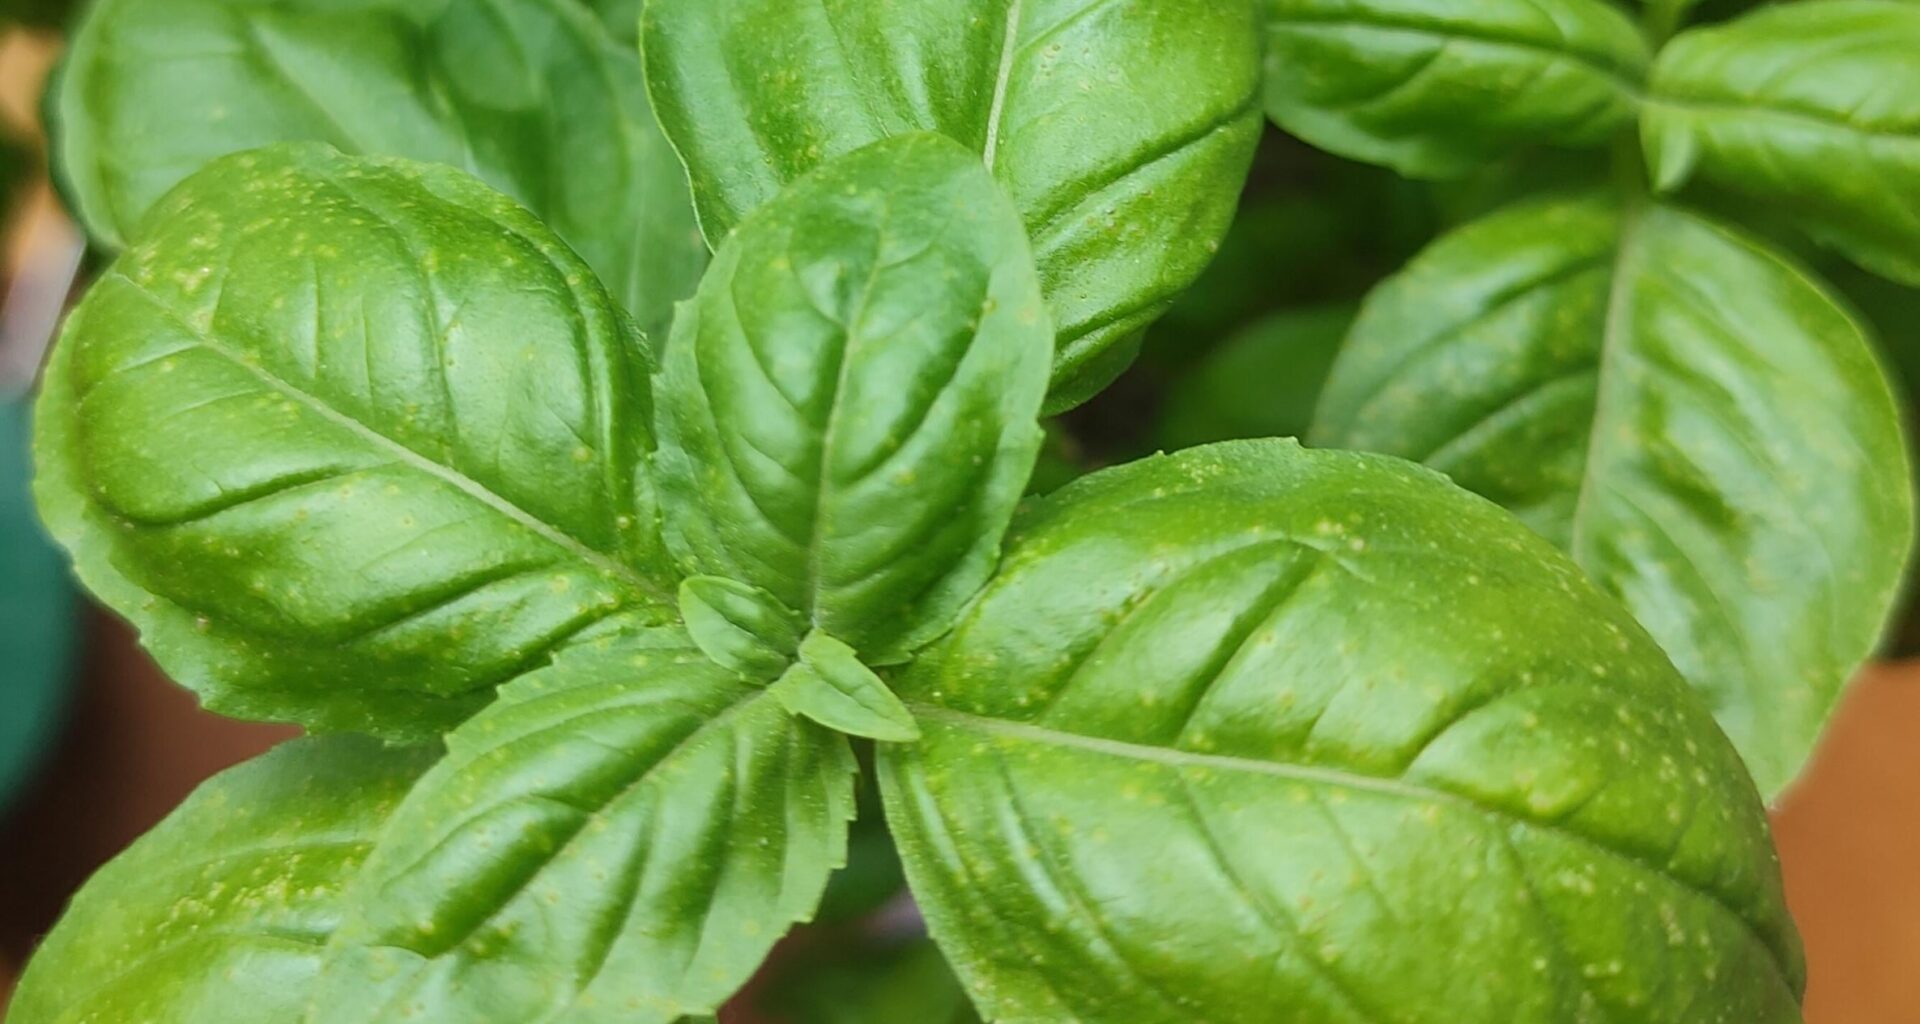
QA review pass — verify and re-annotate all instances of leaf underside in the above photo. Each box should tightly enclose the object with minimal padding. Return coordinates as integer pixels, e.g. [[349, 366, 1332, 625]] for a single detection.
[[1312, 193, 1913, 799]]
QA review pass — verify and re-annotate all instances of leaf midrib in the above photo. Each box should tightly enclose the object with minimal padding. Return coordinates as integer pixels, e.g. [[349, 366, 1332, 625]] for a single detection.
[[906, 702, 1795, 985], [1274, 8, 1649, 96], [115, 272, 671, 609], [980, 0, 1026, 171]]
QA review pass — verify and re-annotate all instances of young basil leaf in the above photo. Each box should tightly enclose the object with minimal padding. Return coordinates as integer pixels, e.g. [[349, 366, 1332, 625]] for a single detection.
[[1259, 0, 1651, 180], [34, 144, 675, 737], [654, 134, 1051, 665], [1313, 194, 1914, 800], [53, 0, 702, 335], [7, 736, 435, 1024], [310, 633, 857, 1024], [640, 0, 1262, 409], [679, 575, 805, 679], [774, 633, 922, 744], [881, 440, 1804, 1024], [1644, 0, 1920, 286]]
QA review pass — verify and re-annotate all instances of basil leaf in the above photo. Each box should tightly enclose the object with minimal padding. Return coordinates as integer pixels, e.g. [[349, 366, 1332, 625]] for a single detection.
[[34, 144, 674, 736], [1313, 194, 1914, 799], [640, 0, 1262, 410], [1259, 0, 1650, 179], [311, 633, 857, 1024], [53, 0, 702, 335], [1644, 1, 1920, 286], [7, 736, 434, 1024], [881, 440, 1803, 1023], [654, 134, 1051, 664], [773, 632, 922, 744], [1153, 304, 1355, 452], [679, 575, 804, 679]]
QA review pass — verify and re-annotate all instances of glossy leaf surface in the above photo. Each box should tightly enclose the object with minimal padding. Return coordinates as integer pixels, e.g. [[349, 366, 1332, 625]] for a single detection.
[[641, 0, 1262, 408], [1644, 0, 1920, 285], [1314, 194, 1913, 798], [654, 135, 1051, 664], [8, 736, 434, 1024], [312, 632, 855, 1024], [882, 440, 1803, 1023], [1260, 0, 1650, 179], [34, 145, 674, 736], [53, 0, 702, 334]]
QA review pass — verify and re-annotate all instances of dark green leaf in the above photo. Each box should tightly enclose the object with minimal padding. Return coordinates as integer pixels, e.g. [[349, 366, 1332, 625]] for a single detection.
[[34, 145, 675, 736], [640, 0, 1263, 409], [679, 575, 804, 680], [52, 0, 702, 335], [312, 632, 857, 1024], [0, 401, 74, 811], [1153, 305, 1354, 452], [7, 736, 435, 1024], [1313, 194, 1914, 798], [1644, 0, 1920, 285], [654, 134, 1052, 664], [882, 440, 1803, 1023], [774, 632, 921, 744], [1260, 0, 1650, 179]]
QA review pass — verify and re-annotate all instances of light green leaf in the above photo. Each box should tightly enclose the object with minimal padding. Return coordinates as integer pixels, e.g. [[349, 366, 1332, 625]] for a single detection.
[[640, 0, 1262, 409], [1153, 304, 1355, 452], [1644, 0, 1920, 285], [34, 144, 675, 736], [679, 575, 804, 680], [881, 440, 1804, 1024], [1312, 194, 1914, 799], [654, 134, 1052, 665], [52, 0, 702, 335], [310, 632, 857, 1024], [774, 632, 922, 744], [8, 736, 435, 1024], [1260, 0, 1650, 179]]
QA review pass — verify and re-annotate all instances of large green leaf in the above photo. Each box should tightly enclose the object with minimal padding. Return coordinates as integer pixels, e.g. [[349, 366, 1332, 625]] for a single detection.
[[0, 402, 74, 811], [1260, 0, 1650, 179], [7, 736, 435, 1024], [52, 0, 702, 335], [654, 135, 1052, 665], [881, 440, 1803, 1023], [34, 144, 675, 737], [311, 632, 856, 1024], [1644, 0, 1920, 286], [640, 0, 1262, 410], [1313, 194, 1913, 799]]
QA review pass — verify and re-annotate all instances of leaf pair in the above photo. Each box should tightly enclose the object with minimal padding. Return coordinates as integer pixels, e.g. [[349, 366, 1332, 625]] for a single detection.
[[1260, 0, 1917, 799]]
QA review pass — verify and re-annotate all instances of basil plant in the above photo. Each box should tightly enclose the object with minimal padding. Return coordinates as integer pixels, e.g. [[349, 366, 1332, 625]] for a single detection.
[[11, 0, 1906, 1021]]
